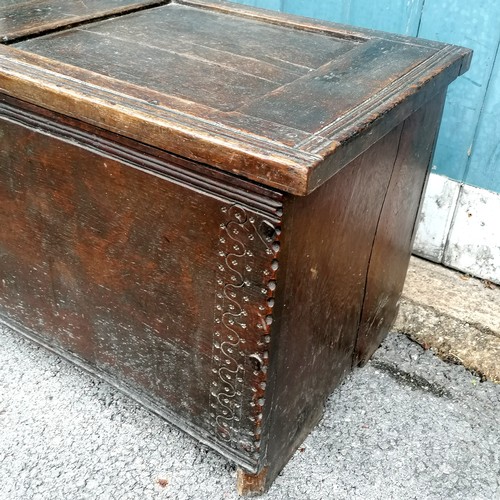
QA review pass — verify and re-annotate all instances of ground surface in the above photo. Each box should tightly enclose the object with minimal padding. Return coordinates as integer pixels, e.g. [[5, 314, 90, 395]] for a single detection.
[[1, 326, 499, 500], [396, 257, 500, 382]]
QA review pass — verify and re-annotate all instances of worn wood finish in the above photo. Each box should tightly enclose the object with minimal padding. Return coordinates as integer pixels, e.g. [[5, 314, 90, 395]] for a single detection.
[[353, 91, 447, 367], [259, 123, 405, 488], [0, 95, 282, 471], [0, 93, 449, 492], [0, 0, 472, 495], [0, 0, 471, 195], [0, 0, 164, 42], [235, 93, 448, 491]]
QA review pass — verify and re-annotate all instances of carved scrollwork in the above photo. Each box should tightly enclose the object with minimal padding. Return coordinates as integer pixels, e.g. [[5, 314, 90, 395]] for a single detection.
[[210, 204, 281, 457]]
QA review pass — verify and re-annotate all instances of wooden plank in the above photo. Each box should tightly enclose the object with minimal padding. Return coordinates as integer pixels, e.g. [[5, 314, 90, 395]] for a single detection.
[[80, 19, 305, 83], [465, 42, 500, 193], [239, 38, 435, 134], [0, 0, 164, 42], [77, 5, 349, 72], [0, 45, 316, 195], [260, 123, 405, 490], [240, 0, 499, 197], [0, 2, 470, 195], [354, 91, 447, 366], [0, 100, 284, 471], [18, 28, 281, 112], [0, 116, 217, 418], [418, 0, 500, 182], [15, 5, 359, 109]]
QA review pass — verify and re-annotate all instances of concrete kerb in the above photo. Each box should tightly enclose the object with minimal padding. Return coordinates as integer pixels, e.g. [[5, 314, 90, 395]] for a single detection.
[[395, 256, 500, 383]]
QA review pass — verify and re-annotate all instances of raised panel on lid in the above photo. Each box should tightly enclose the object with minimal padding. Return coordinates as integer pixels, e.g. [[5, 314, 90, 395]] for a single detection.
[[14, 4, 361, 112]]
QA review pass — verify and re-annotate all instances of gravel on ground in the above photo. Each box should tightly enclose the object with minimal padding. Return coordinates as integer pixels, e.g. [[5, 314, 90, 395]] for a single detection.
[[1, 325, 499, 500]]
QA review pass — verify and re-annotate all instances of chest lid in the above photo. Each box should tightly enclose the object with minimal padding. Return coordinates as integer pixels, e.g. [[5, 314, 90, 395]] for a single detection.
[[0, 0, 471, 195]]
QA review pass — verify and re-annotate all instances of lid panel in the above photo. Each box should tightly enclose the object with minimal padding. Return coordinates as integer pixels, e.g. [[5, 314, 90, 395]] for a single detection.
[[95, 4, 357, 72], [239, 39, 435, 135], [18, 28, 278, 112], [0, 0, 163, 42], [15, 4, 360, 112]]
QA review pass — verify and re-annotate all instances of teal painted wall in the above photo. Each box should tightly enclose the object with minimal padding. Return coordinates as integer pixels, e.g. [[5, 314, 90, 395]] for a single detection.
[[230, 0, 500, 194], [464, 41, 500, 193], [417, 0, 499, 186]]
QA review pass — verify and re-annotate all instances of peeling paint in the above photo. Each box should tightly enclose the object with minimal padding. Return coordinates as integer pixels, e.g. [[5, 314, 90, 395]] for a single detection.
[[443, 185, 500, 284], [413, 173, 460, 262]]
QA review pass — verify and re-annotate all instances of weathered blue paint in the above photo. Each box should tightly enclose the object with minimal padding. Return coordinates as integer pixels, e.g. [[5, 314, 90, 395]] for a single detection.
[[417, 0, 500, 186], [228, 0, 500, 194], [280, 0, 423, 35], [346, 0, 424, 35], [280, 1, 349, 24], [234, 0, 282, 9], [465, 43, 500, 193]]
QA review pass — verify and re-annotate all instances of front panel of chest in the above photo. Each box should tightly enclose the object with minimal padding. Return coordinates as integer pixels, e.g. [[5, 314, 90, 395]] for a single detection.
[[0, 101, 282, 471]]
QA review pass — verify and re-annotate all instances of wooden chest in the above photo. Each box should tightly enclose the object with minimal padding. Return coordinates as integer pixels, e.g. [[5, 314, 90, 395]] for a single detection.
[[0, 0, 471, 495]]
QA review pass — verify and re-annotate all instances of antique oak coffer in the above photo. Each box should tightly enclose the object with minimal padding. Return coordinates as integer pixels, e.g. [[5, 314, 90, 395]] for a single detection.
[[0, 0, 471, 495]]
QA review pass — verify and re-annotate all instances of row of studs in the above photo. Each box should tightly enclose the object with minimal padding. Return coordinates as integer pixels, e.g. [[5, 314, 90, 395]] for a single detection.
[[246, 212, 282, 459], [209, 204, 282, 459], [210, 205, 263, 447]]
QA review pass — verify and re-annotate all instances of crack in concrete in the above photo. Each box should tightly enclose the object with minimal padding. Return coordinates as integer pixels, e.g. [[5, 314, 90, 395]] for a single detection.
[[371, 360, 452, 398]]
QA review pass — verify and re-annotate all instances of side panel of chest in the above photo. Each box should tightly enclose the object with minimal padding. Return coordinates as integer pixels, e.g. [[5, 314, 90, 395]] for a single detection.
[[0, 98, 282, 471]]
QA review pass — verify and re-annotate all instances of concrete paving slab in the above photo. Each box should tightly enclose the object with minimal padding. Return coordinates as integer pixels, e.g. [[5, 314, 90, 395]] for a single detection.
[[1, 325, 499, 499], [396, 257, 500, 383]]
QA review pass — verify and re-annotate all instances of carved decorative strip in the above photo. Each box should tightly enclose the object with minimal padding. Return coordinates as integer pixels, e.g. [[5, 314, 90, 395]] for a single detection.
[[210, 204, 281, 458], [0, 99, 283, 219]]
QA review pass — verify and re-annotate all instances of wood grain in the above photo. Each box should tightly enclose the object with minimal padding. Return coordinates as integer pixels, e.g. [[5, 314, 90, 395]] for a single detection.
[[0, 0, 165, 42], [1, 0, 471, 195], [0, 1, 472, 495], [0, 92, 443, 489], [353, 91, 447, 366], [0, 96, 282, 471], [259, 123, 405, 488]]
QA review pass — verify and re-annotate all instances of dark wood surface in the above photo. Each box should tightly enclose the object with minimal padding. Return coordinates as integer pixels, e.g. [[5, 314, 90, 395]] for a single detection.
[[353, 91, 447, 367], [257, 122, 405, 490], [0, 94, 282, 472], [238, 93, 449, 492], [0, 87, 451, 494], [0, 0, 163, 42], [0, 0, 470, 194], [0, 1, 472, 495]]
